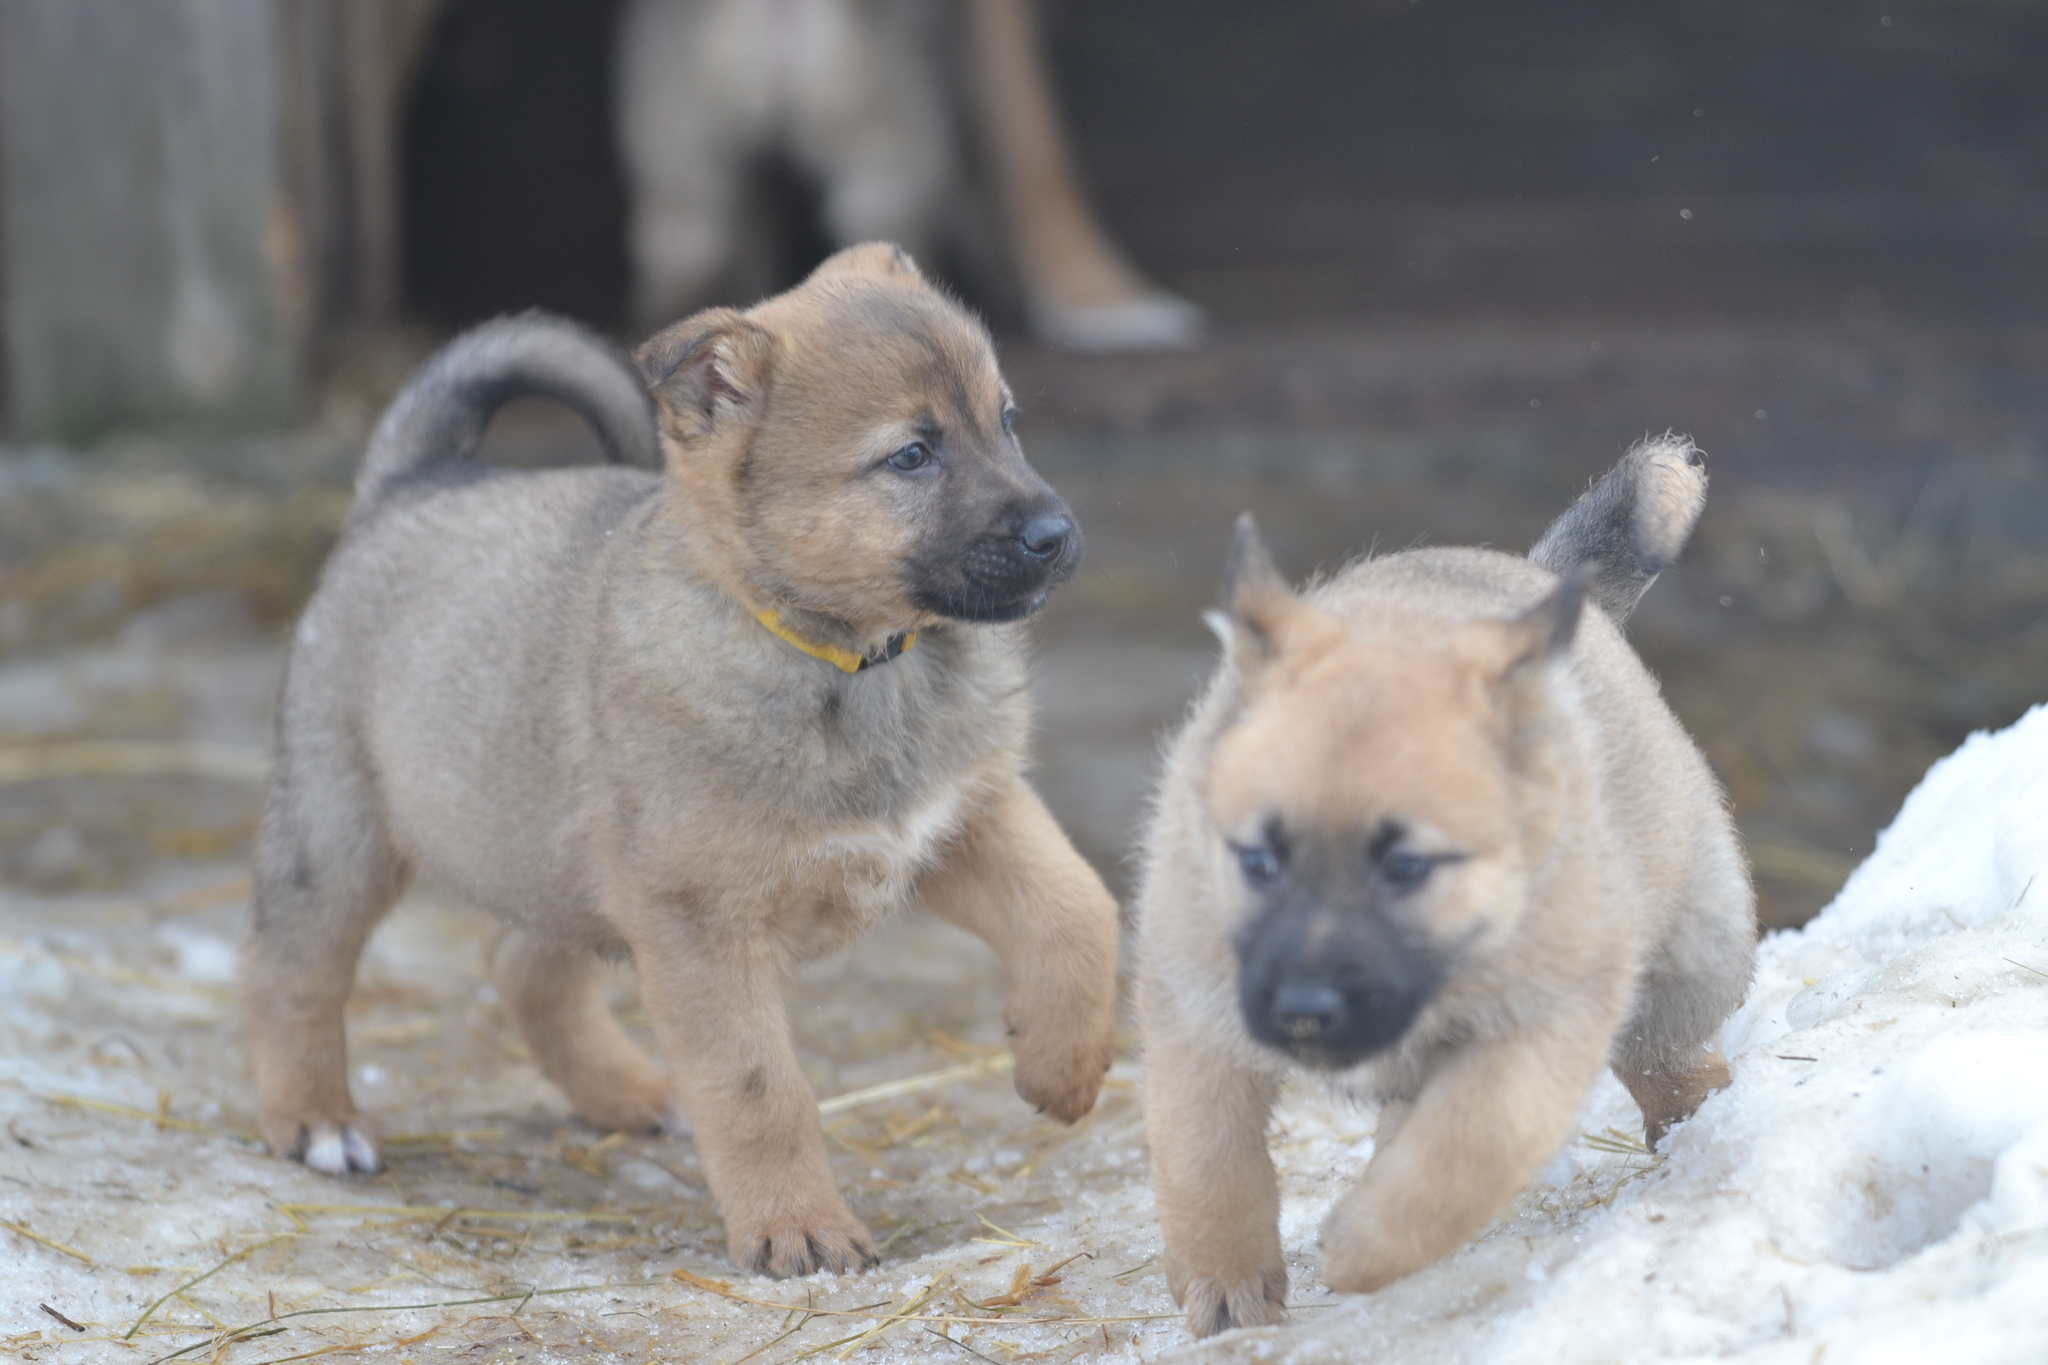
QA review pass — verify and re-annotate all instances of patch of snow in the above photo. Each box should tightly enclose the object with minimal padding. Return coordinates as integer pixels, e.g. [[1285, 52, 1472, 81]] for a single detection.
[[155, 923, 240, 985]]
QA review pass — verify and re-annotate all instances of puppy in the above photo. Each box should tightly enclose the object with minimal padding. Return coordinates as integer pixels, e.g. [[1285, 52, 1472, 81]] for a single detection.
[[1135, 438, 1755, 1337], [242, 243, 1120, 1278]]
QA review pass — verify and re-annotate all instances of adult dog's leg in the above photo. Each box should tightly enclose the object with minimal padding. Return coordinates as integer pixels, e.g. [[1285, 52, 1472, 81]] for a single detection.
[[621, 906, 876, 1278], [615, 0, 747, 327], [964, 0, 1203, 350], [917, 781, 1119, 1124], [1140, 973, 1288, 1338], [489, 929, 684, 1136]]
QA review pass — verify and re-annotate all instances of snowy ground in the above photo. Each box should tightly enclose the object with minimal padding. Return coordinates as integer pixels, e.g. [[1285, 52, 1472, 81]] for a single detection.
[[6, 628, 2046, 1363], [4, 418, 2047, 1362]]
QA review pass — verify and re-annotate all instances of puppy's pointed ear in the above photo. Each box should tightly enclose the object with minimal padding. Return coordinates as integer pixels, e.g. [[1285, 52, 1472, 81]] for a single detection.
[[635, 308, 774, 441], [1209, 514, 1331, 686], [807, 241, 924, 283], [1454, 560, 1596, 704]]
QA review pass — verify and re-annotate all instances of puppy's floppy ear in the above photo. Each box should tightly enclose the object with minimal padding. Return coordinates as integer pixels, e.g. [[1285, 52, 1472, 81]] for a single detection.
[[1209, 514, 1335, 687], [635, 308, 774, 439], [806, 241, 924, 283]]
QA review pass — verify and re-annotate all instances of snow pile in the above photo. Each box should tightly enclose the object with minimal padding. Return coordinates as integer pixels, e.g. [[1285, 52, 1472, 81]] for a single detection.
[[1210, 703, 2048, 1364]]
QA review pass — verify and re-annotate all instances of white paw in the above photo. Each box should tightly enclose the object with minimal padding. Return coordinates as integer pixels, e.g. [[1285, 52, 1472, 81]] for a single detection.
[[303, 1121, 381, 1174], [1029, 291, 1205, 353]]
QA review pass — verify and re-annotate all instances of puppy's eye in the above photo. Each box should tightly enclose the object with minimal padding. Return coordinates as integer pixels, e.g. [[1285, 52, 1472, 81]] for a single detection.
[[1380, 851, 1435, 891], [1001, 406, 1019, 434], [887, 442, 933, 472], [1235, 843, 1282, 889]]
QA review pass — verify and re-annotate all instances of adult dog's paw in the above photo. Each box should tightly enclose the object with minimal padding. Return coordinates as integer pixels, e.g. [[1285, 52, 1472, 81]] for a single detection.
[[730, 1210, 879, 1279]]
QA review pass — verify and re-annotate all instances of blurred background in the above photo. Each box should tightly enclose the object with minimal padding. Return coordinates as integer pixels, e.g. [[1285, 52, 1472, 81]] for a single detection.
[[5, 0, 2048, 933]]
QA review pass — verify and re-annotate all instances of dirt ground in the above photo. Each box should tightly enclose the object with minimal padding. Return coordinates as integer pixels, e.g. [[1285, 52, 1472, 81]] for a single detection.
[[4, 312, 2048, 1361]]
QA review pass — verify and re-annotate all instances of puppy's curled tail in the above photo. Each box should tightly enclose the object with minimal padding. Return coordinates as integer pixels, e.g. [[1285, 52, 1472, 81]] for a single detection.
[[352, 312, 659, 514], [1529, 433, 1707, 623]]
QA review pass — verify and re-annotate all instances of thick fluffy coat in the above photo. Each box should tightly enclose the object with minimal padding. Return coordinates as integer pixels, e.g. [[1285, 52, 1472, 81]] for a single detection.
[[242, 245, 1119, 1278], [1136, 439, 1755, 1336]]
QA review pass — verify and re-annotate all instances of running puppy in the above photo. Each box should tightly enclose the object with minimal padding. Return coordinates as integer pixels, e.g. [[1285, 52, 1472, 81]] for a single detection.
[[1136, 438, 1755, 1336], [242, 244, 1120, 1278]]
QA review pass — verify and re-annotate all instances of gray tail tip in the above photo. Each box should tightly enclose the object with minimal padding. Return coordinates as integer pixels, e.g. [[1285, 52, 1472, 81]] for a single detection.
[[1629, 432, 1708, 574]]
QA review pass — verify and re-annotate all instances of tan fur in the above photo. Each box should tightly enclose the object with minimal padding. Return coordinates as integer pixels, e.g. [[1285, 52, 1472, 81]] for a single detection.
[[242, 245, 1117, 1278], [1136, 454, 1754, 1337]]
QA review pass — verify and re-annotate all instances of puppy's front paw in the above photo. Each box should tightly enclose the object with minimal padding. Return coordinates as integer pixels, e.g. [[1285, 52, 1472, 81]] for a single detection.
[[1173, 1268, 1288, 1339], [729, 1209, 879, 1278], [1010, 1021, 1116, 1125], [276, 1117, 382, 1175], [1318, 1195, 1419, 1293]]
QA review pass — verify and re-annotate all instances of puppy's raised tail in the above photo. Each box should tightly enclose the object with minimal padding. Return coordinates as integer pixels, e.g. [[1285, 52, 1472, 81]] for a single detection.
[[1528, 434, 1707, 624], [352, 313, 659, 515]]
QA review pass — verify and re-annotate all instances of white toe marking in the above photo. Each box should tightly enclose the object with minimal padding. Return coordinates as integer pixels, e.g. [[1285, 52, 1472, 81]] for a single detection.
[[303, 1126, 348, 1174], [340, 1126, 381, 1173]]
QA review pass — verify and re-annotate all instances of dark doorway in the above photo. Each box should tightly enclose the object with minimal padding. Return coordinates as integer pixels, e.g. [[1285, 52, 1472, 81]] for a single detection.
[[402, 0, 632, 330]]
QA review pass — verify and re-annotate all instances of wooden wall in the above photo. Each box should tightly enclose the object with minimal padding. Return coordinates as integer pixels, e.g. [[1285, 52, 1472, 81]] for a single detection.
[[0, 0, 439, 440]]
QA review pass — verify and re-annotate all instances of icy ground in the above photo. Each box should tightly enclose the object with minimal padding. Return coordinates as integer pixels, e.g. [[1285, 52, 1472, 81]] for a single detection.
[[4, 642, 2047, 1363]]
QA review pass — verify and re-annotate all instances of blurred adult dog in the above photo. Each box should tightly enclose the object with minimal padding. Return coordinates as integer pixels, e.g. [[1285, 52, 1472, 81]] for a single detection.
[[241, 243, 1119, 1277], [615, 0, 1202, 351], [1135, 438, 1755, 1336]]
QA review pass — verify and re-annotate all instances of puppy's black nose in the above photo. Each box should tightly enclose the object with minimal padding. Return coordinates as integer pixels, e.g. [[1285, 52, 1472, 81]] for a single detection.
[[1273, 982, 1347, 1041], [1019, 511, 1074, 560]]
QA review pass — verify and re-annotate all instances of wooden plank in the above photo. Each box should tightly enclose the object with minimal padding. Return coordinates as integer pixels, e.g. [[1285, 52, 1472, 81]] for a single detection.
[[1, 0, 300, 438]]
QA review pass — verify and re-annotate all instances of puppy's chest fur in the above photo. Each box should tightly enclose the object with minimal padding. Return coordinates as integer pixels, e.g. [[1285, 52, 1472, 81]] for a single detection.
[[591, 572, 1028, 935]]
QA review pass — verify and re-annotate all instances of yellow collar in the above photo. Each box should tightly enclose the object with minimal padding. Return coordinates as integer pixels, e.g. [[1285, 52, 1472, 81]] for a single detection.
[[753, 609, 917, 674]]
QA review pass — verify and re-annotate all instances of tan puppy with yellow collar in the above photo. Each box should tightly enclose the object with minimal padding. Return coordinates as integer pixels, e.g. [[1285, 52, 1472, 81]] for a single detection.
[[242, 243, 1119, 1277]]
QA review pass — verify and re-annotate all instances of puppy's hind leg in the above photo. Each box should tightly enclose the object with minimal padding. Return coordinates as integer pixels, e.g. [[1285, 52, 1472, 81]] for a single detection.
[[242, 751, 405, 1174], [1612, 887, 1754, 1146], [1612, 834, 1754, 1147], [1615, 1037, 1730, 1151], [489, 929, 685, 1136]]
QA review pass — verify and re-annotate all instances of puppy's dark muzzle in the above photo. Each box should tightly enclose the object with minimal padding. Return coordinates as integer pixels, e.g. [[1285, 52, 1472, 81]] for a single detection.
[[1019, 511, 1076, 564], [911, 500, 1084, 622], [1235, 902, 1445, 1069]]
